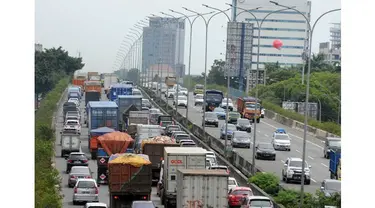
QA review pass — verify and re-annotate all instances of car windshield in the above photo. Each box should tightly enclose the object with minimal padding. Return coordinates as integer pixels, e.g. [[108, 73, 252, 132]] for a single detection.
[[232, 190, 252, 196], [249, 199, 272, 207], [275, 134, 289, 140], [180, 88, 187, 91], [211, 166, 227, 170], [207, 157, 216, 164], [245, 103, 261, 109], [77, 181, 96, 188], [289, 160, 308, 168], [238, 119, 249, 125], [196, 95, 203, 99], [258, 143, 273, 149], [143, 99, 150, 104], [326, 181, 341, 191], [195, 85, 204, 89], [69, 154, 86, 160], [228, 179, 237, 185], [214, 108, 225, 112], [71, 167, 90, 174], [234, 132, 249, 138], [223, 125, 236, 131], [328, 140, 341, 147], [168, 127, 180, 131], [179, 97, 187, 100], [206, 93, 223, 100], [205, 113, 217, 118], [230, 113, 240, 118], [176, 135, 190, 140]]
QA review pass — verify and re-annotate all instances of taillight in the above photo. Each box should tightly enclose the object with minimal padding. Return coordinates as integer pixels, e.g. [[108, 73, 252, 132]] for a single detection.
[[95, 187, 99, 194], [229, 195, 234, 200], [160, 121, 163, 126], [114, 196, 119, 199], [85, 176, 91, 178], [74, 188, 77, 193], [68, 160, 73, 163], [70, 175, 76, 179], [82, 160, 88, 163], [142, 196, 147, 200]]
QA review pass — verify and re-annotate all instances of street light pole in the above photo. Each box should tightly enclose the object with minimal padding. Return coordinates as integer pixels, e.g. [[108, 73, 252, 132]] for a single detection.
[[183, 7, 231, 145], [228, 3, 296, 175], [270, 2, 341, 207]]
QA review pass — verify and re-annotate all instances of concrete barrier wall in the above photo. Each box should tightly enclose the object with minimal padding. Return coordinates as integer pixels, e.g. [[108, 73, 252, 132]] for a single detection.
[[141, 88, 285, 208]]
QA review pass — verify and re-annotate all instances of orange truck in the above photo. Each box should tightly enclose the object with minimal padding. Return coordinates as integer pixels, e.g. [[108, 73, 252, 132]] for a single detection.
[[84, 80, 101, 93], [237, 96, 262, 123]]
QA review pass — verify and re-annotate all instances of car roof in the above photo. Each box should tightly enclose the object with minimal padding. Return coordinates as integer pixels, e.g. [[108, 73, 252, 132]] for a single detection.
[[324, 179, 341, 183], [70, 152, 85, 155], [133, 201, 154, 204], [175, 133, 189, 136], [211, 165, 227, 168], [71, 166, 89, 170], [228, 177, 236, 180], [66, 120, 79, 122], [327, 137, 341, 141], [247, 196, 271, 200], [85, 202, 107, 207], [232, 186, 252, 191], [289, 157, 303, 162]]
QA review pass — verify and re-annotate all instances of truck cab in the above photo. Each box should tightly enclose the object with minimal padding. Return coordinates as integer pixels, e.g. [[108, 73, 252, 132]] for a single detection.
[[204, 90, 224, 112]]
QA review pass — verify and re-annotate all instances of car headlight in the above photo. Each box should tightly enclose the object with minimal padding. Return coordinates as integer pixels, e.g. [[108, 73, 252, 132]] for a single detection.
[[288, 170, 294, 174]]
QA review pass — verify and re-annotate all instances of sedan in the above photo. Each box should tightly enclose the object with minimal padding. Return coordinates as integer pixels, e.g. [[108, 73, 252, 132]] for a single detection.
[[66, 152, 89, 173], [68, 166, 92, 188], [213, 107, 226, 120], [64, 119, 81, 134], [231, 131, 251, 148], [228, 112, 241, 124], [203, 112, 219, 127], [165, 125, 181, 136], [72, 179, 99, 205], [228, 187, 253, 207], [236, 118, 252, 132], [255, 143, 276, 160], [220, 124, 237, 140]]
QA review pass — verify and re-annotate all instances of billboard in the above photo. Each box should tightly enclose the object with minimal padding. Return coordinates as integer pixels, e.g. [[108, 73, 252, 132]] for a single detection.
[[225, 22, 254, 77]]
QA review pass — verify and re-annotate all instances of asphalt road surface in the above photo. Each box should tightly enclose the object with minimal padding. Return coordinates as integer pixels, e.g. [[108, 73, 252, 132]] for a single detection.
[[53, 90, 164, 208], [153, 91, 330, 193]]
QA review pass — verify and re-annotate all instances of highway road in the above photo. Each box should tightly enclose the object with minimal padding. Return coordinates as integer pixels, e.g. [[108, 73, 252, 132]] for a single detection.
[[152, 91, 330, 193], [53, 90, 164, 208]]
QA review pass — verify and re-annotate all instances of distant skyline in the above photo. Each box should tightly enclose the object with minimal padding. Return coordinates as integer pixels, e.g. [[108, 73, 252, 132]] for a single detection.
[[35, 0, 341, 74]]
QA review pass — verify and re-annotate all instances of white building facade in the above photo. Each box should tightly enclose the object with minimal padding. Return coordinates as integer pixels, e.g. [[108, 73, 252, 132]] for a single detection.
[[231, 0, 311, 70]]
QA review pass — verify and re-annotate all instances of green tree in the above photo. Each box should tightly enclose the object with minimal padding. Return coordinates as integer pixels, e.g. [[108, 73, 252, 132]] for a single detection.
[[207, 59, 226, 86]]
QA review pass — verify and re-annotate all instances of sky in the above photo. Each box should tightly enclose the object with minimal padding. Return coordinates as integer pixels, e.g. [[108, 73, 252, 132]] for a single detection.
[[35, 0, 341, 74]]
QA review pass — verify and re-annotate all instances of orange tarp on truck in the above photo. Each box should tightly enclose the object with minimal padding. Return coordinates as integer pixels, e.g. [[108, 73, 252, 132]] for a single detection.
[[72, 79, 85, 87], [97, 132, 134, 155]]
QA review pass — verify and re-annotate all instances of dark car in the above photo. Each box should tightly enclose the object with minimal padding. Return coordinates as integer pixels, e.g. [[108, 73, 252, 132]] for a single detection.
[[66, 152, 89, 173], [231, 131, 251, 148], [203, 112, 219, 127], [165, 125, 181, 136], [320, 179, 341, 197], [220, 124, 236, 140], [255, 143, 276, 160], [228, 112, 241, 124], [236, 118, 252, 132]]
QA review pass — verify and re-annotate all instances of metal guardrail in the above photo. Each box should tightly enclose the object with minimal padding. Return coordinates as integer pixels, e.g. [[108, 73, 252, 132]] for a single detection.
[[140, 87, 285, 208]]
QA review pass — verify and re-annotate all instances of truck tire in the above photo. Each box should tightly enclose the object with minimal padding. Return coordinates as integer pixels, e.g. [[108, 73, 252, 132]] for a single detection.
[[256, 118, 260, 123]]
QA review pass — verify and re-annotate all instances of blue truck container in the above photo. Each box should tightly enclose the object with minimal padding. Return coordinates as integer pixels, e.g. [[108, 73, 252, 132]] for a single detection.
[[87, 101, 119, 132], [116, 95, 143, 115], [109, 83, 133, 101], [329, 150, 341, 180]]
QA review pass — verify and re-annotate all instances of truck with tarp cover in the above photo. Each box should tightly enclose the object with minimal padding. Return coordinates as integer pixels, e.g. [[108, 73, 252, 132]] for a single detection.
[[204, 89, 224, 112], [108, 153, 152, 208], [140, 136, 178, 183], [89, 127, 115, 159], [96, 132, 135, 184]]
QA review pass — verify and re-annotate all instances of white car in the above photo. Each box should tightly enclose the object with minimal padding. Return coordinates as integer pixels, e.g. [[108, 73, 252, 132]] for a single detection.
[[194, 94, 204, 106], [261, 108, 265, 118], [228, 177, 238, 192], [84, 202, 107, 208], [173, 95, 188, 108], [68, 98, 80, 107], [72, 179, 99, 205], [64, 119, 81, 134], [272, 133, 291, 151], [282, 157, 311, 185], [242, 196, 274, 208], [220, 98, 234, 111], [166, 89, 176, 99], [179, 87, 188, 96]]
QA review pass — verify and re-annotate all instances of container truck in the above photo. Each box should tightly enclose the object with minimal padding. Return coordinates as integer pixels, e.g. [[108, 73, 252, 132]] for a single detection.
[[135, 124, 162, 149], [89, 127, 115, 159], [104, 74, 119, 94], [108, 153, 152, 208], [117, 95, 143, 129], [85, 91, 101, 107], [176, 169, 229, 208], [60, 133, 81, 157], [84, 81, 102, 93], [127, 111, 149, 128], [161, 147, 208, 208], [329, 150, 341, 180], [86, 101, 118, 132], [237, 96, 262, 123], [140, 136, 179, 183], [96, 132, 135, 184], [109, 84, 133, 101]]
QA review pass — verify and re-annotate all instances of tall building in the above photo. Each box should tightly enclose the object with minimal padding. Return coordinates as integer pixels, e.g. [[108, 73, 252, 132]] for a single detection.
[[142, 17, 186, 77], [231, 0, 311, 70], [319, 23, 341, 64]]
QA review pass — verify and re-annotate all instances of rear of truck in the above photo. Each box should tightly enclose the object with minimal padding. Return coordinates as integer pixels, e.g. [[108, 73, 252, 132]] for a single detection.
[[329, 150, 341, 180], [108, 154, 152, 208]]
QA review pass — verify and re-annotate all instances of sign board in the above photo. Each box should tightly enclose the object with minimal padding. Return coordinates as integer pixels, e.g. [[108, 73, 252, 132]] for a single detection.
[[282, 101, 318, 119], [225, 22, 254, 77]]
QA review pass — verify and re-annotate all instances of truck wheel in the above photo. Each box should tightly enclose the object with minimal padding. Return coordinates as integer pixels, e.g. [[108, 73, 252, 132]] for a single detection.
[[215, 124, 218, 127], [285, 178, 290, 183], [256, 118, 260, 123], [305, 179, 311, 185]]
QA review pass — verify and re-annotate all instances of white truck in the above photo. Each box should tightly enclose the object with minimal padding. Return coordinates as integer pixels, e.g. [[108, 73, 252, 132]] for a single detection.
[[128, 111, 149, 125], [135, 124, 162, 150], [161, 147, 208, 208], [103, 74, 118, 94], [177, 169, 229, 208], [60, 133, 81, 157]]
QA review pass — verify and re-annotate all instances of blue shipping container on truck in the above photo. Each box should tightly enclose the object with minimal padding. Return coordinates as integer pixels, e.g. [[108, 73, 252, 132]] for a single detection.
[[87, 101, 119, 131], [109, 83, 133, 101]]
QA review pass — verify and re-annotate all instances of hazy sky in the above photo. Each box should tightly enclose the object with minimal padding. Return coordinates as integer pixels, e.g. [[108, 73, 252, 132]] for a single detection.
[[35, 0, 341, 74]]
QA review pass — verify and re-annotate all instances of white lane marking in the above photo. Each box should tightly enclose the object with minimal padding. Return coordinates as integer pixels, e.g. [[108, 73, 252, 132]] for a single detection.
[[296, 150, 301, 153], [261, 121, 324, 150], [321, 163, 328, 168], [257, 130, 261, 133], [264, 134, 269, 137], [280, 160, 285, 163], [311, 178, 317, 183], [308, 156, 314, 160]]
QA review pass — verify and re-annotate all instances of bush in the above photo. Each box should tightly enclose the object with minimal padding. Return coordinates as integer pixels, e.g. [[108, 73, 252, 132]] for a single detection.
[[262, 100, 341, 136], [35, 78, 69, 208], [274, 189, 316, 208], [249, 172, 280, 196]]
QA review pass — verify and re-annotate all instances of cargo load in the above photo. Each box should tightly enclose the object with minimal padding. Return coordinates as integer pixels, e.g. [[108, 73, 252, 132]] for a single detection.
[[95, 132, 134, 184], [177, 169, 229, 208], [108, 153, 152, 208], [84, 80, 101, 93], [87, 72, 99, 81], [127, 111, 149, 128], [141, 136, 178, 183], [89, 127, 115, 159]]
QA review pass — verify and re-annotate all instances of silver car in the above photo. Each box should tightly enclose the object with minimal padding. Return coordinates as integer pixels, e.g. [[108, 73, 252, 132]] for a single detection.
[[68, 166, 93, 188], [84, 202, 107, 208], [72, 179, 99, 205]]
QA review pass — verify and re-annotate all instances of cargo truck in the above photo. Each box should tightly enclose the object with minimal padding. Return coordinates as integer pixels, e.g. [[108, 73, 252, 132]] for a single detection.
[[60, 133, 81, 157], [87, 72, 99, 81], [109, 84, 133, 101], [237, 96, 262, 123], [108, 153, 152, 208], [140, 136, 179, 183], [161, 147, 208, 208], [135, 124, 162, 149], [104, 74, 119, 94], [176, 169, 229, 208], [96, 132, 135, 184], [127, 111, 149, 128], [117, 95, 143, 129], [72, 79, 85, 90], [84, 81, 102, 93], [329, 150, 341, 180], [89, 127, 115, 159], [204, 90, 224, 112], [86, 101, 118, 133], [85, 91, 101, 107], [165, 76, 177, 88]]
